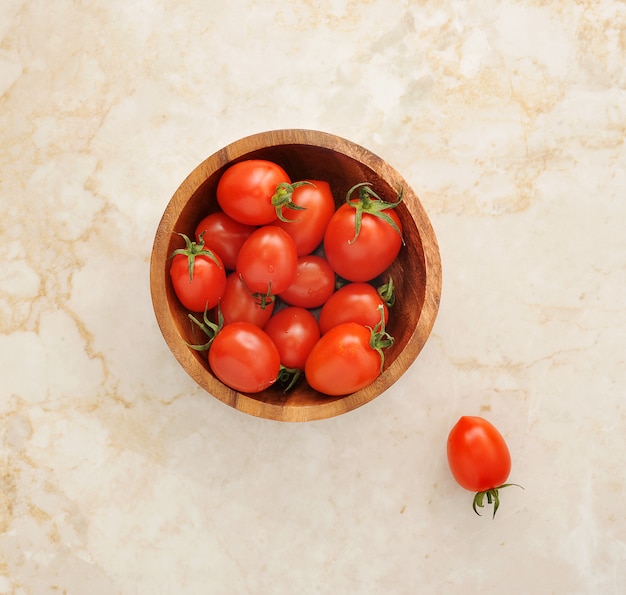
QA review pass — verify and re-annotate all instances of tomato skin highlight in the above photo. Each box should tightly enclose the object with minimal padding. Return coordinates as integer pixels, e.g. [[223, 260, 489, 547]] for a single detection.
[[318, 282, 389, 334], [304, 322, 382, 396], [236, 226, 298, 295], [273, 180, 336, 256], [278, 255, 336, 309], [208, 322, 280, 393], [170, 250, 226, 313], [217, 159, 290, 225], [323, 202, 403, 282], [263, 307, 320, 370], [194, 212, 256, 270], [220, 272, 275, 327], [447, 416, 512, 493]]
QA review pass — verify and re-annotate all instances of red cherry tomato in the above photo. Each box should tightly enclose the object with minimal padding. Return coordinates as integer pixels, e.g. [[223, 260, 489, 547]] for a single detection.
[[304, 321, 392, 396], [194, 212, 256, 270], [324, 183, 403, 282], [273, 180, 336, 256], [208, 322, 280, 393], [169, 234, 227, 312], [278, 255, 336, 309], [220, 272, 275, 327], [236, 226, 298, 295], [447, 416, 521, 517], [318, 282, 389, 335], [263, 307, 320, 370], [216, 159, 290, 225]]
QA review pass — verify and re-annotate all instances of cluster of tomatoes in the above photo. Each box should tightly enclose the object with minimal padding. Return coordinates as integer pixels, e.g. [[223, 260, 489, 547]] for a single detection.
[[169, 159, 404, 396], [168, 159, 523, 518]]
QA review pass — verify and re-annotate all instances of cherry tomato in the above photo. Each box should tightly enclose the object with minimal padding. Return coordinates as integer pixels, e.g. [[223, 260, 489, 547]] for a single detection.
[[447, 416, 521, 517], [304, 320, 393, 396], [324, 183, 403, 282], [278, 255, 336, 309], [273, 180, 336, 256], [220, 272, 275, 327], [169, 233, 227, 312], [208, 322, 280, 393], [217, 159, 290, 225], [263, 307, 320, 370], [236, 226, 298, 295], [194, 212, 256, 270], [318, 282, 389, 335]]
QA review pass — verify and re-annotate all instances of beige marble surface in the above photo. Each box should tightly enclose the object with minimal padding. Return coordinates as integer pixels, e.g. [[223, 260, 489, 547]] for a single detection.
[[1, 0, 625, 593]]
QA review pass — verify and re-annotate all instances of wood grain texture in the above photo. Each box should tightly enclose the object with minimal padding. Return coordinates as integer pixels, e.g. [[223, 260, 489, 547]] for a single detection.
[[150, 129, 442, 421]]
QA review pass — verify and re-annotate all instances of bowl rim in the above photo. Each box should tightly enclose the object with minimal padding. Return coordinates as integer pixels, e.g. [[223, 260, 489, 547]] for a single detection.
[[150, 128, 442, 422]]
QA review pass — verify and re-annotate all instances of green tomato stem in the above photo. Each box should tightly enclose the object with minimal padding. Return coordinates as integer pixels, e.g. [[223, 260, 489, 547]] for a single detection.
[[186, 303, 224, 351], [344, 182, 404, 245], [472, 483, 525, 519], [377, 276, 396, 307], [169, 232, 222, 282], [368, 304, 394, 372], [238, 274, 275, 310], [271, 181, 315, 222], [277, 366, 301, 392]]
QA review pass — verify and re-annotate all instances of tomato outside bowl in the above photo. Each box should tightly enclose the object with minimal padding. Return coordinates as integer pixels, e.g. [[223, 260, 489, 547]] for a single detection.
[[150, 129, 442, 422]]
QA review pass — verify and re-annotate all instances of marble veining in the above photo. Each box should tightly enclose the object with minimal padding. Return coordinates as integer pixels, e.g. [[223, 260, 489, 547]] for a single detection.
[[1, 0, 625, 593]]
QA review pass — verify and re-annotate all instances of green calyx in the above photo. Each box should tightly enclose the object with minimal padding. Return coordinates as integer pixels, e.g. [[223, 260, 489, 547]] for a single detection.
[[238, 274, 275, 310], [186, 304, 224, 352], [368, 304, 394, 372], [277, 366, 301, 392], [271, 181, 315, 222], [345, 182, 404, 245], [377, 276, 396, 307], [472, 483, 524, 519], [169, 232, 222, 282]]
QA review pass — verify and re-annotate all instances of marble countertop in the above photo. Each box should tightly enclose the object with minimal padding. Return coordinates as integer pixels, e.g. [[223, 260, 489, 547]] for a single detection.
[[1, 1, 625, 593]]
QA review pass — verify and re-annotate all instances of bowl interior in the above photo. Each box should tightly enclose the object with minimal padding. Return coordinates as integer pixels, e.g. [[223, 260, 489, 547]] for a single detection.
[[151, 131, 440, 421]]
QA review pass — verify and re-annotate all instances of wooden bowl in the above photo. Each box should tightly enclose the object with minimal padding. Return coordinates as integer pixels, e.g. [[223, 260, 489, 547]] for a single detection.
[[150, 129, 441, 422]]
